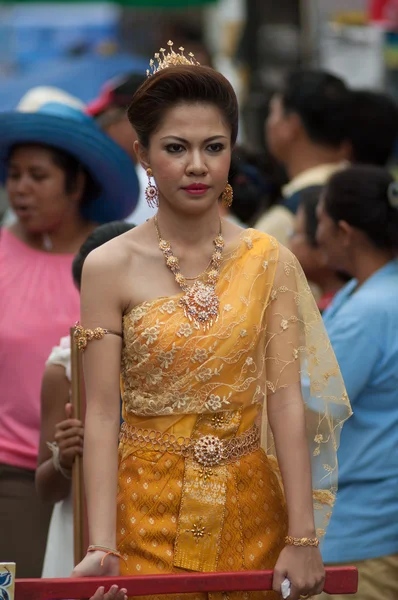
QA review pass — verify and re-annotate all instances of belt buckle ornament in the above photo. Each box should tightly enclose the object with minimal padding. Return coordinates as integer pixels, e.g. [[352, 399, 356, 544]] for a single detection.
[[193, 434, 224, 466]]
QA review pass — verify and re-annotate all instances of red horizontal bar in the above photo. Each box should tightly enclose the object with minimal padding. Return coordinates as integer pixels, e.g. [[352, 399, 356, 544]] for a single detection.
[[16, 567, 358, 599]]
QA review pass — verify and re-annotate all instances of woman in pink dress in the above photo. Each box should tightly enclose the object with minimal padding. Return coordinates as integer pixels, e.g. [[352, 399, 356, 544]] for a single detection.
[[0, 89, 138, 577]]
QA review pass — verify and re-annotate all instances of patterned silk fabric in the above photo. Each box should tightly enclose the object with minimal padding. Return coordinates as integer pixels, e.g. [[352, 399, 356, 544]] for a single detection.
[[117, 230, 351, 599]]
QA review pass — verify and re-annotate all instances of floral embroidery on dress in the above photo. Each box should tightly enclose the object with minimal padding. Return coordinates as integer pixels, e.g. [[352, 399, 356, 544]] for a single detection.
[[177, 323, 193, 338], [192, 348, 208, 363], [130, 340, 150, 364], [159, 300, 177, 315], [195, 365, 223, 383], [172, 392, 191, 410], [142, 323, 161, 345], [204, 393, 231, 411], [127, 304, 149, 324], [196, 368, 214, 383], [157, 345, 177, 369], [143, 366, 163, 386]]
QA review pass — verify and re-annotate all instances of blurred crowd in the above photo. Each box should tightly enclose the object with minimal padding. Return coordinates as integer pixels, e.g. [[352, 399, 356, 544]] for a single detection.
[[0, 42, 398, 600]]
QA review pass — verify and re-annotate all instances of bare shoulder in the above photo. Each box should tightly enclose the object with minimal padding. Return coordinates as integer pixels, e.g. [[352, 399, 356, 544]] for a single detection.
[[80, 221, 159, 316], [276, 241, 296, 262]]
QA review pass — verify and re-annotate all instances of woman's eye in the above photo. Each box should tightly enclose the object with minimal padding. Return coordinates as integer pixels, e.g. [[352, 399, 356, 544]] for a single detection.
[[165, 144, 184, 153], [207, 143, 224, 153]]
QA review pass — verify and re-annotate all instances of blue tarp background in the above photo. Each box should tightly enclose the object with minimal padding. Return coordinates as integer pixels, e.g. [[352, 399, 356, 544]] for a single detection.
[[0, 53, 147, 111]]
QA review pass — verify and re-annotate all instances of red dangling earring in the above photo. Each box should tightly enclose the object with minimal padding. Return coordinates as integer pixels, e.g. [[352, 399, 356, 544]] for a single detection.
[[145, 167, 159, 208]]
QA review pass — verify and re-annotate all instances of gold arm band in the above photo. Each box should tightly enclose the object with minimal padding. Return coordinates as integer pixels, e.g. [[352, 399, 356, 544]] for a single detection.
[[285, 536, 320, 548], [74, 322, 122, 351]]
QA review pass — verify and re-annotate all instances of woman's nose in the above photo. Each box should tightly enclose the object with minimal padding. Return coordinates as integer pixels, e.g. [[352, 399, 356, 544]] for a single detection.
[[186, 151, 207, 175]]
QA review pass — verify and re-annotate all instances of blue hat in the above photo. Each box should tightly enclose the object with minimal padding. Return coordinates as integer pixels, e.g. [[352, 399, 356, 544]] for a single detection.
[[0, 98, 139, 223]]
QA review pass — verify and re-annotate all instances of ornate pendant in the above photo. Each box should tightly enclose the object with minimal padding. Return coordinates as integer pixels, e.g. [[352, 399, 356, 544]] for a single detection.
[[179, 280, 220, 330]]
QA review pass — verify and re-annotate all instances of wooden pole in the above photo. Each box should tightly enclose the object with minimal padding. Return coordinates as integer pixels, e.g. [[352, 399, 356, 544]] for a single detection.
[[70, 327, 86, 566]]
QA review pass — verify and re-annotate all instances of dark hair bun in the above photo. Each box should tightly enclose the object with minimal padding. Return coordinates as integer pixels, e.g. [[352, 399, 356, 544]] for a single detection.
[[325, 165, 398, 252]]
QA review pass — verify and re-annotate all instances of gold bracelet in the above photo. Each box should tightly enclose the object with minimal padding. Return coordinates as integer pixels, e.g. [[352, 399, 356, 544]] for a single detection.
[[87, 545, 127, 566], [285, 535, 319, 548]]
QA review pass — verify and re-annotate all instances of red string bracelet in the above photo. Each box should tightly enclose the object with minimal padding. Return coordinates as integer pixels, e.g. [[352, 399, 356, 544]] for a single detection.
[[87, 545, 128, 567]]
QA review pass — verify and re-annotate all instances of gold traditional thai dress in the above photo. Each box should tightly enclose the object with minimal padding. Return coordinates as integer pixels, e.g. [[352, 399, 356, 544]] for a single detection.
[[116, 230, 351, 599]]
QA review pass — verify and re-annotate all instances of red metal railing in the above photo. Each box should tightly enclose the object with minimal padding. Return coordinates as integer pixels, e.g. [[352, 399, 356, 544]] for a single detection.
[[16, 567, 358, 599]]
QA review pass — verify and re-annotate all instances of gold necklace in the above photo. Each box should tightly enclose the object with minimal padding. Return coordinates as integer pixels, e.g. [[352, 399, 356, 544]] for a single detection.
[[154, 215, 224, 330]]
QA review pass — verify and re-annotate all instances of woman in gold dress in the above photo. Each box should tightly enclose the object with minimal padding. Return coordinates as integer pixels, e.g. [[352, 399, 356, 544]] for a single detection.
[[73, 44, 351, 600]]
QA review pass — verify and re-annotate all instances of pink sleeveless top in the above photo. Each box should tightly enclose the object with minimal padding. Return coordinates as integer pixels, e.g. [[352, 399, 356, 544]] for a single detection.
[[0, 229, 80, 470]]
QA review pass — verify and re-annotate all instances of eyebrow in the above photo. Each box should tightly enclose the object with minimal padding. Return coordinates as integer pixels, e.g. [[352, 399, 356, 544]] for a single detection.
[[160, 135, 228, 143]]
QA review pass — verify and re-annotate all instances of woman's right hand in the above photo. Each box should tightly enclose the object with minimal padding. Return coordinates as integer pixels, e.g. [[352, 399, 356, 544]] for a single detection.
[[72, 550, 120, 579], [54, 402, 84, 470], [72, 551, 126, 599]]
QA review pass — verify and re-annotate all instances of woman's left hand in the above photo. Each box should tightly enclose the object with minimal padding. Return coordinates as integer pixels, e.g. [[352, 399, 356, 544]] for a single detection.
[[272, 545, 325, 599]]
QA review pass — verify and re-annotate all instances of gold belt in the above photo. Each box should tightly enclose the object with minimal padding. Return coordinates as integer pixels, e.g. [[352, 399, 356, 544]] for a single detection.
[[119, 422, 260, 467]]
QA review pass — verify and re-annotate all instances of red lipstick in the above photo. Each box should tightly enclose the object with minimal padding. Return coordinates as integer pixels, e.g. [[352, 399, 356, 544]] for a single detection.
[[183, 183, 210, 196]]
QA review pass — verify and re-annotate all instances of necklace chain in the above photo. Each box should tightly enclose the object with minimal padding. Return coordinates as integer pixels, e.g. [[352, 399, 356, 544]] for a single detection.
[[153, 215, 225, 330], [153, 215, 224, 289], [184, 255, 214, 281]]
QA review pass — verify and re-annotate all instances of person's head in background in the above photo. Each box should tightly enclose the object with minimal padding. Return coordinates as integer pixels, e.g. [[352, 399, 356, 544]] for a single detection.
[[348, 90, 398, 167], [72, 221, 135, 289], [86, 73, 146, 163], [6, 143, 100, 237], [317, 165, 398, 283], [266, 70, 352, 179], [290, 186, 349, 311], [220, 146, 271, 227]]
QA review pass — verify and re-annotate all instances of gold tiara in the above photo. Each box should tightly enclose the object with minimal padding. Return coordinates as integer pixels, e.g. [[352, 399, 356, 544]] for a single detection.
[[146, 40, 200, 77]]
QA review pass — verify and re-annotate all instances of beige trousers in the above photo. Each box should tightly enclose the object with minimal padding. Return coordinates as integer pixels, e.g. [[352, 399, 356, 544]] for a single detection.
[[319, 553, 398, 600]]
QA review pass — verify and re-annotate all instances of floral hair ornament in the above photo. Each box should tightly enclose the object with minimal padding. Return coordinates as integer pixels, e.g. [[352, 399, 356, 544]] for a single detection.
[[146, 40, 200, 77], [387, 180, 398, 210]]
